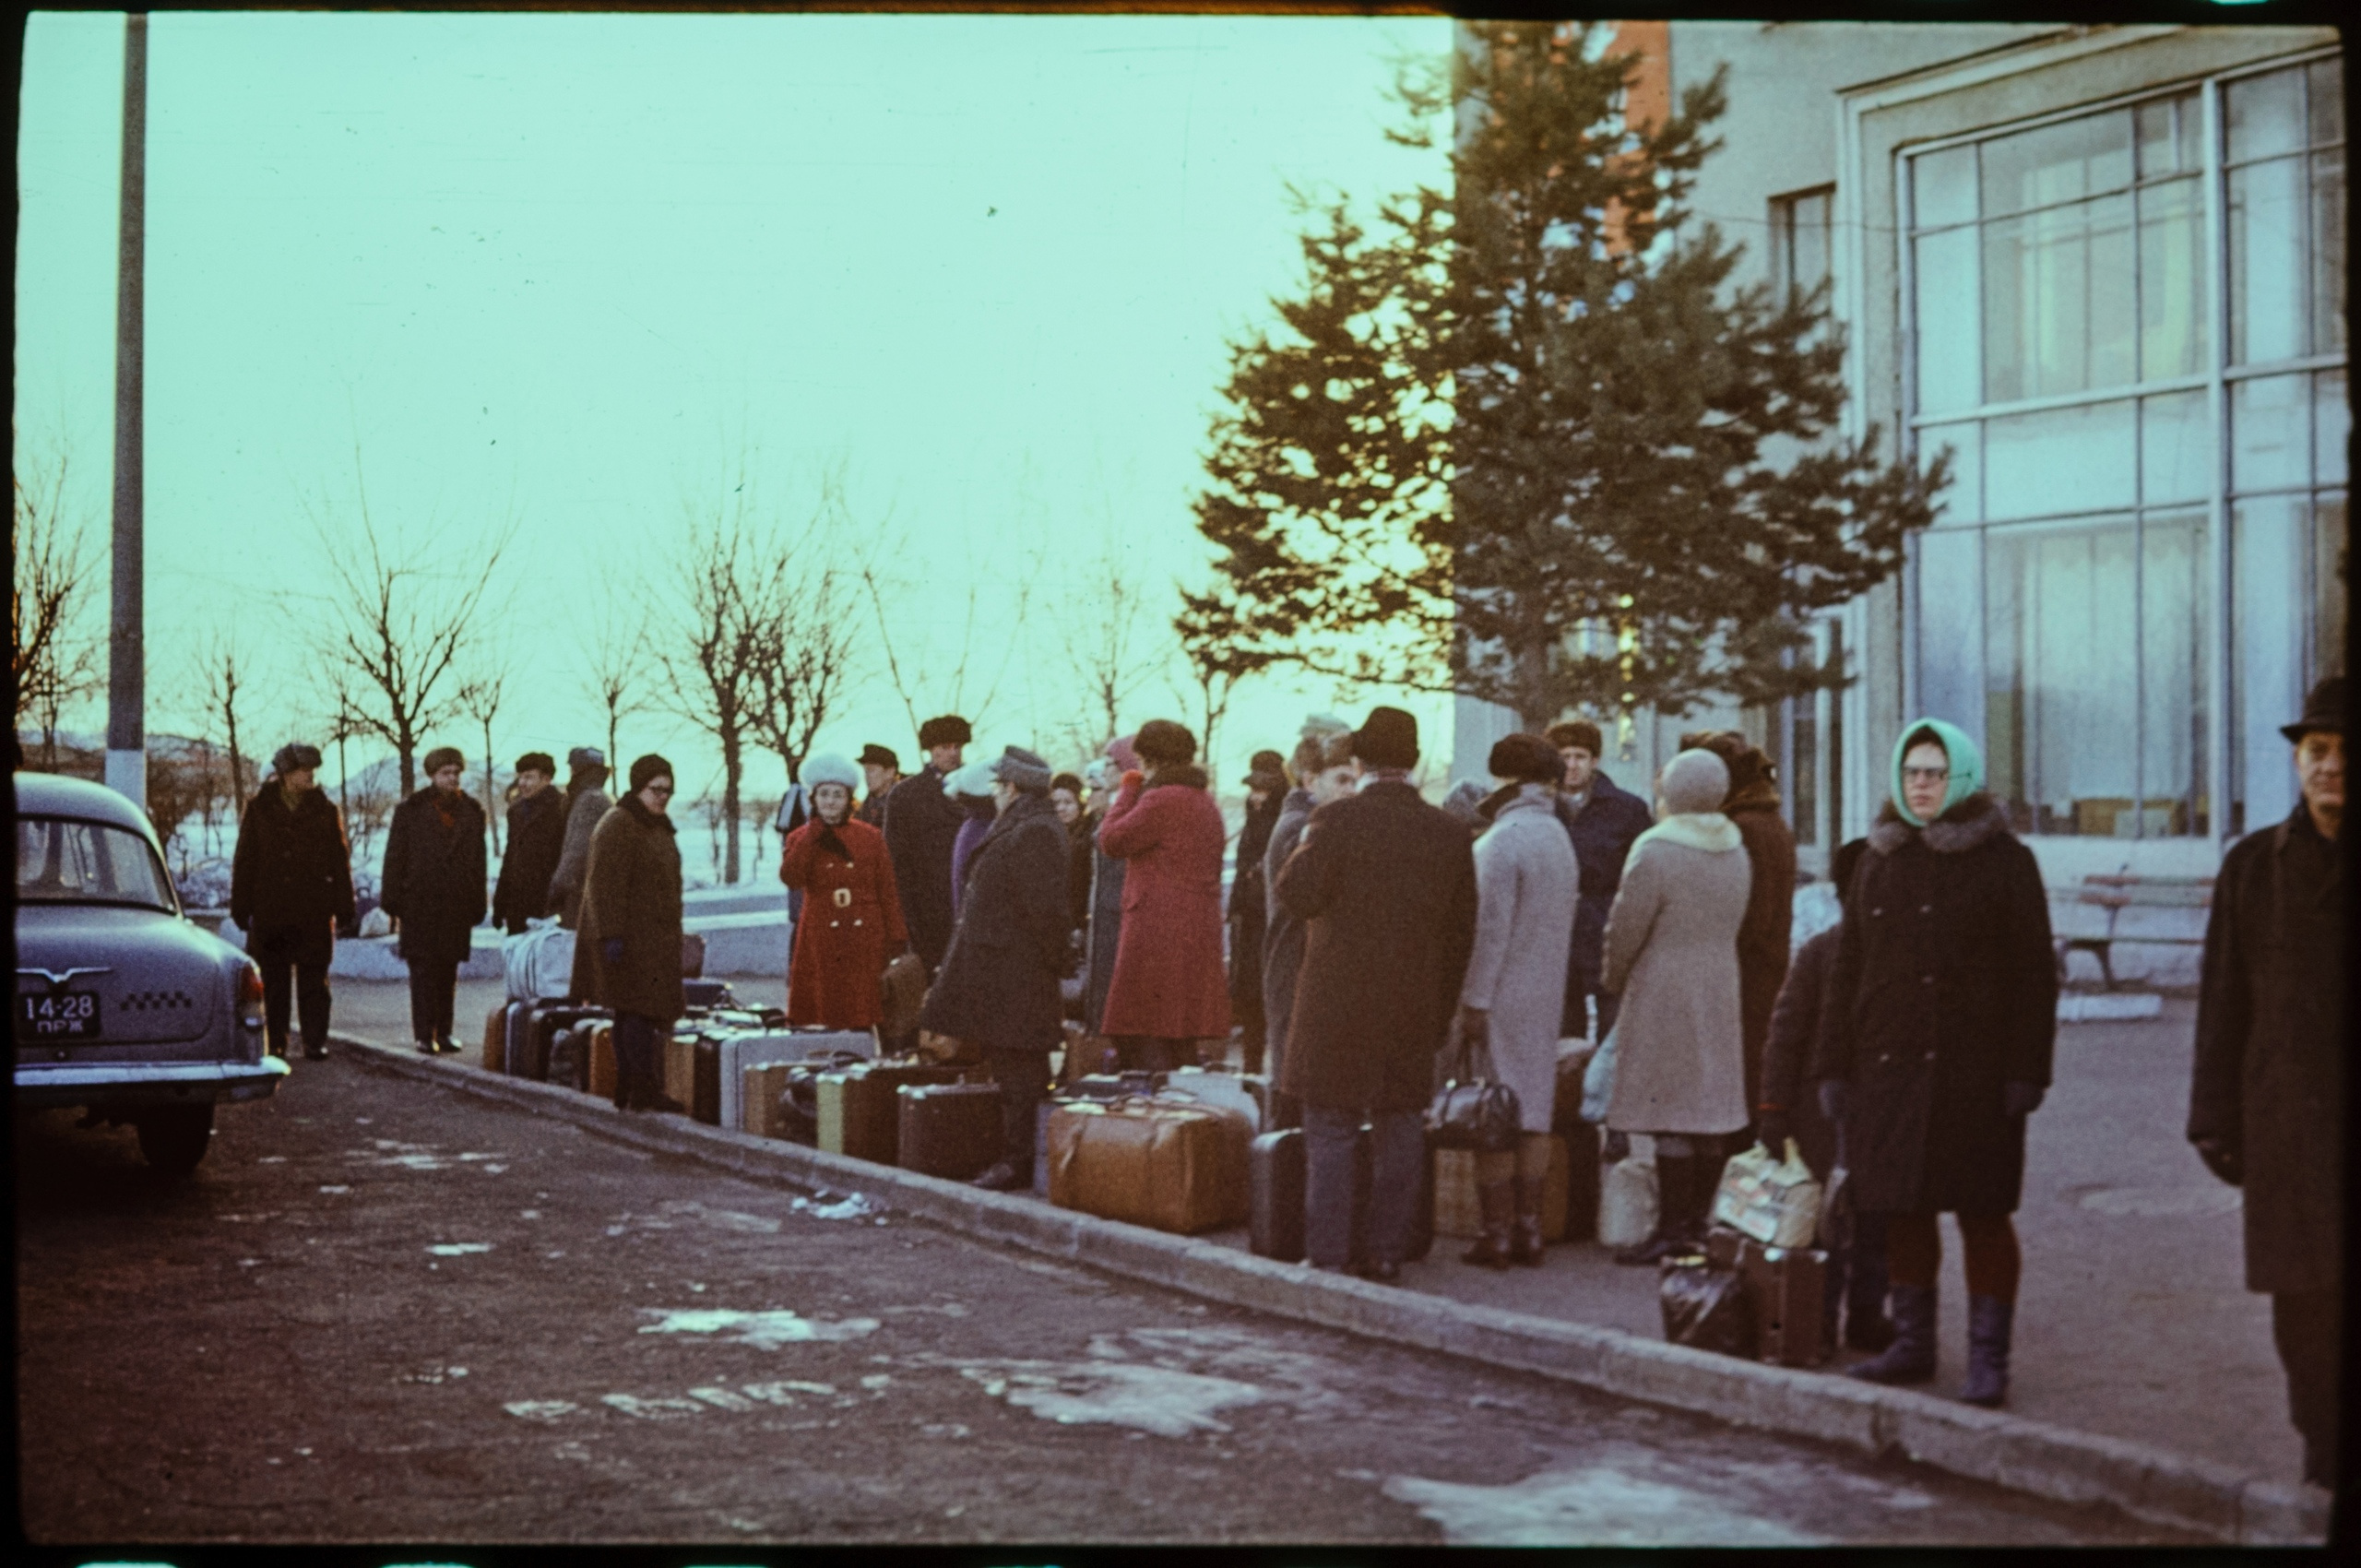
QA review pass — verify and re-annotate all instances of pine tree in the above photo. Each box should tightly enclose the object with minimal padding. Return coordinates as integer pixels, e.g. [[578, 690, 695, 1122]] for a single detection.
[[1187, 21, 1948, 732]]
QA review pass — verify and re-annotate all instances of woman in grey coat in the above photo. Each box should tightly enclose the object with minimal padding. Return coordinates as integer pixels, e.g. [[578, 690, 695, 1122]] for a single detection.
[[549, 747, 613, 932], [1455, 734, 1580, 1267], [1600, 748, 1753, 1265], [1260, 719, 1356, 1127]]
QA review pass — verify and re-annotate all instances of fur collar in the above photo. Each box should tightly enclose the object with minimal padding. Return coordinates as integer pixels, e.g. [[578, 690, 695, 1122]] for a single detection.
[[979, 789, 1056, 849], [1869, 792, 2008, 856], [620, 792, 676, 835], [1636, 812, 1742, 854], [1725, 778, 1783, 816], [1145, 763, 1210, 793]]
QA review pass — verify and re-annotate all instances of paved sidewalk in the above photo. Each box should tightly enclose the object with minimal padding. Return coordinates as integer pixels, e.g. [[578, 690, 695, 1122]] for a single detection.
[[321, 983, 2296, 1490]]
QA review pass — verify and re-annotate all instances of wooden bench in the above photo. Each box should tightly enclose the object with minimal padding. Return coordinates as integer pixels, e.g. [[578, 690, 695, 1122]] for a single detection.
[[2053, 874, 2213, 991]]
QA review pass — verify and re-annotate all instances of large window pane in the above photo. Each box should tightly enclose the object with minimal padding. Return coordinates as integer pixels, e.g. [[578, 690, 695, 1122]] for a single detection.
[[2137, 177, 2208, 379], [1985, 521, 2141, 835], [1982, 110, 2132, 217], [1914, 226, 1981, 415], [1914, 143, 1977, 230], [2319, 370, 2351, 485], [2319, 493, 2349, 683], [1918, 528, 1986, 742], [2135, 92, 2201, 180], [1987, 399, 2136, 519], [2142, 390, 2214, 505], [2141, 512, 2211, 837], [1984, 195, 2135, 400], [2232, 374, 2309, 492], [2230, 157, 2309, 364], [2232, 496, 2311, 831], [1920, 421, 1981, 523], [2314, 149, 2346, 356], [2226, 66, 2306, 164]]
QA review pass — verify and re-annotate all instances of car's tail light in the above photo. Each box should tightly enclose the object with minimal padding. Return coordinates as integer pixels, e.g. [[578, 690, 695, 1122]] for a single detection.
[[238, 963, 266, 1029]]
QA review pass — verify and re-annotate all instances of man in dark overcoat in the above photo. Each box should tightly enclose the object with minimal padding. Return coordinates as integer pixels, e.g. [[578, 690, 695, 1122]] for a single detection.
[[1274, 707, 1477, 1280], [379, 746, 488, 1053], [492, 751, 565, 934], [570, 754, 687, 1112], [230, 742, 358, 1061], [1548, 720, 1654, 1045], [1686, 730, 1797, 1140], [1228, 749, 1287, 1075], [884, 714, 970, 980], [858, 743, 902, 829], [2189, 676, 2345, 1490]]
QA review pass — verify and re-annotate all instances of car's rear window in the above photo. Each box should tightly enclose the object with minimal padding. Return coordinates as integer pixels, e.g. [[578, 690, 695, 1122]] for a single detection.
[[16, 816, 178, 912]]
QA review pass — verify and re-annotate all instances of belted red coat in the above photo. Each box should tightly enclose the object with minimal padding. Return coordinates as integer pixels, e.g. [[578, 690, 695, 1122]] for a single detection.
[[1096, 767, 1232, 1040], [779, 815, 908, 1030]]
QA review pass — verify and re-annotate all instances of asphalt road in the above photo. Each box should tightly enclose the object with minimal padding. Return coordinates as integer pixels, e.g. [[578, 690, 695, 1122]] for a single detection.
[[16, 1046, 2200, 1547]]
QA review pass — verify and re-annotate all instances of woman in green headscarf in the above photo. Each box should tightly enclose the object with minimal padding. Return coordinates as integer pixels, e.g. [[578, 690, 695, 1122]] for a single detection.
[[1809, 718, 2057, 1410]]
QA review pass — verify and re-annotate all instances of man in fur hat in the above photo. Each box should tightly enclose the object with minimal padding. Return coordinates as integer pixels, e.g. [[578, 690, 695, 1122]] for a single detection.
[[492, 751, 566, 934], [380, 745, 488, 1053], [884, 714, 972, 979], [231, 742, 357, 1060]]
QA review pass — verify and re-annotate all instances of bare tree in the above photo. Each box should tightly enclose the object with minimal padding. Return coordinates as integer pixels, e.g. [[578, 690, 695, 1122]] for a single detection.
[[195, 628, 258, 817], [299, 451, 513, 796], [648, 473, 771, 885], [746, 493, 864, 792], [574, 576, 654, 775], [11, 440, 105, 763], [855, 524, 1037, 740], [1059, 540, 1165, 755], [454, 660, 512, 856], [1174, 589, 1260, 784]]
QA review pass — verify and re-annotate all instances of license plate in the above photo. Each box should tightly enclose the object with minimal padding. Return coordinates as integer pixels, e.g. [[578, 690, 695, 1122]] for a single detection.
[[18, 989, 101, 1040]]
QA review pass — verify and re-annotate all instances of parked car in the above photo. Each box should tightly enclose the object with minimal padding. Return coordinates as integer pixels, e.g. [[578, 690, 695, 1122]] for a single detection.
[[14, 770, 285, 1174]]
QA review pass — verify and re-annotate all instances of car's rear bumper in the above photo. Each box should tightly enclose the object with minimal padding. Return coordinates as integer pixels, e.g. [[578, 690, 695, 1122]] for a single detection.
[[11, 1057, 291, 1109]]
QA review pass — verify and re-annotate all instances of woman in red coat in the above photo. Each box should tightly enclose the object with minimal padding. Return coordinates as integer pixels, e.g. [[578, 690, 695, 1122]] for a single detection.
[[1097, 719, 1231, 1073], [779, 753, 908, 1030]]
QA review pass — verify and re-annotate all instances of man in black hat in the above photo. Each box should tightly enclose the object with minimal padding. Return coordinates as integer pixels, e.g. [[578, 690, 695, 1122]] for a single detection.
[[2189, 675, 2345, 1490], [1274, 707, 1477, 1280], [885, 715, 971, 980], [492, 751, 565, 935], [858, 743, 902, 829], [231, 742, 357, 1061]]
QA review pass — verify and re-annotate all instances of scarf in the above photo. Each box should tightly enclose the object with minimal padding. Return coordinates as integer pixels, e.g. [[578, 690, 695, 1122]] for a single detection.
[[1634, 811, 1742, 854]]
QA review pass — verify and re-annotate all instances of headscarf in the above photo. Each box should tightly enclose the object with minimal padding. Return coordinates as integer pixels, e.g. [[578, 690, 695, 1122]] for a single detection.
[[1889, 717, 1986, 826]]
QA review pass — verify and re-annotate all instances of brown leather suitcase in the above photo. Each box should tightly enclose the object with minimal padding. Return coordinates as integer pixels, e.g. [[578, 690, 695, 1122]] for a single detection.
[[1046, 1099, 1247, 1234], [481, 1004, 509, 1075], [742, 1062, 798, 1137], [588, 1023, 616, 1100], [1707, 1229, 1829, 1367], [896, 1081, 1005, 1181], [660, 1030, 697, 1109], [817, 1059, 963, 1163], [1433, 1136, 1572, 1241]]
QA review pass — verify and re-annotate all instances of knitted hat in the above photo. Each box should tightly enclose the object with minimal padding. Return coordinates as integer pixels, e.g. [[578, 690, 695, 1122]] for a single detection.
[[943, 759, 998, 801], [567, 745, 606, 772], [801, 753, 861, 794], [1660, 749, 1731, 815], [990, 745, 1053, 793], [628, 753, 676, 792], [859, 742, 900, 770], [272, 742, 323, 776], [1352, 707, 1419, 770], [515, 751, 555, 777], [1889, 718, 1985, 826], [421, 745, 465, 777], [918, 714, 973, 749], [1134, 719, 1197, 768], [1487, 732, 1563, 786], [1547, 719, 1605, 756]]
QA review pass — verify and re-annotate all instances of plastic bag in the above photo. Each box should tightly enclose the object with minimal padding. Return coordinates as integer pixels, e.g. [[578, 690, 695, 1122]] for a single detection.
[[1711, 1138, 1824, 1248], [1658, 1259, 1758, 1358], [1580, 1028, 1619, 1124], [1597, 1148, 1658, 1248]]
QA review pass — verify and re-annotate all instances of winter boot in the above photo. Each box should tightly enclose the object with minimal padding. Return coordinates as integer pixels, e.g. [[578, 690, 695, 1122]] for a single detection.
[[1847, 1283, 1938, 1385], [1614, 1155, 1691, 1266], [1959, 1294, 2013, 1408], [1462, 1181, 1515, 1270], [1507, 1199, 1546, 1266], [1845, 1215, 1895, 1350]]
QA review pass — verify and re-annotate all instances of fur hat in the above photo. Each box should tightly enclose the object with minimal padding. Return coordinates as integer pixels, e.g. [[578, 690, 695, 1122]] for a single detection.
[[1352, 707, 1419, 770], [1084, 756, 1122, 791], [567, 745, 606, 772], [990, 745, 1054, 793], [918, 714, 973, 749], [943, 759, 998, 801], [514, 751, 556, 777], [271, 742, 323, 777], [1134, 719, 1197, 768], [859, 742, 900, 771], [421, 745, 465, 777], [1547, 719, 1604, 756], [801, 753, 861, 794], [1300, 711, 1354, 741], [1660, 749, 1731, 815], [1487, 732, 1563, 786], [628, 753, 676, 793]]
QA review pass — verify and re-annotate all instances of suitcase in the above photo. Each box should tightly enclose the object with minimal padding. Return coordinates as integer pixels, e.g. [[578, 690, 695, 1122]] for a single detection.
[[757, 1051, 870, 1143], [587, 1022, 618, 1101], [659, 1028, 697, 1109], [817, 1059, 964, 1163], [1163, 1066, 1266, 1133], [897, 1081, 1005, 1180], [1249, 1124, 1435, 1264], [548, 1022, 593, 1091], [717, 1029, 876, 1133], [1063, 1071, 1165, 1104], [682, 977, 733, 1012], [504, 1000, 537, 1078], [481, 1003, 510, 1074], [692, 1033, 729, 1124], [1433, 1136, 1571, 1241], [528, 1004, 607, 1087], [1047, 1099, 1245, 1235], [1707, 1229, 1830, 1367]]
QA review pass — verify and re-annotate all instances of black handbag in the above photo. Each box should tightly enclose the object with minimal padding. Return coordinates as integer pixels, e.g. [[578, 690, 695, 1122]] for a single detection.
[[1426, 1034, 1521, 1153]]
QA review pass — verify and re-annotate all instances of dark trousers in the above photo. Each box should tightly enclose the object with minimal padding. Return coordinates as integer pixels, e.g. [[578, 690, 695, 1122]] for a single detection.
[[612, 1012, 664, 1109], [1822, 1211, 1892, 1343], [248, 923, 331, 1054], [2272, 1289, 2343, 1486], [405, 956, 460, 1045], [983, 1045, 1051, 1170], [1884, 1211, 2022, 1301], [1304, 1103, 1422, 1268]]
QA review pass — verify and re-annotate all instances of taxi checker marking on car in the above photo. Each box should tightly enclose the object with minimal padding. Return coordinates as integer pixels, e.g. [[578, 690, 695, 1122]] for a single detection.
[[13, 769, 288, 1175]]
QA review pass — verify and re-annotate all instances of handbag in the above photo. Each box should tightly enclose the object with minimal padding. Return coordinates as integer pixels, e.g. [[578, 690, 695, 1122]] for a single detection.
[[1580, 1028, 1619, 1125], [879, 951, 927, 1039], [1710, 1138, 1824, 1249], [1426, 1033, 1521, 1154]]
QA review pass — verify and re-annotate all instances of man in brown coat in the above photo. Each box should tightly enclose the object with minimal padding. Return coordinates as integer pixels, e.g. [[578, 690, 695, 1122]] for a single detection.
[[571, 754, 686, 1113], [1274, 707, 1477, 1281], [1686, 730, 1797, 1140], [2189, 677, 2344, 1490]]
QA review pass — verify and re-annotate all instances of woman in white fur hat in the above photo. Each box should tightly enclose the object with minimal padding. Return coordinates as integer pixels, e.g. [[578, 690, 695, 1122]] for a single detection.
[[778, 752, 909, 1030]]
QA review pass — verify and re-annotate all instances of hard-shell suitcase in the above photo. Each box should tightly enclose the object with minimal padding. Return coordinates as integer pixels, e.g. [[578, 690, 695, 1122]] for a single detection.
[[817, 1059, 963, 1163], [548, 1022, 593, 1091], [717, 1028, 875, 1133], [692, 1033, 729, 1124], [757, 1051, 870, 1143], [504, 1000, 537, 1078], [588, 1022, 617, 1100], [1707, 1229, 1830, 1367], [681, 975, 731, 1011], [1046, 1099, 1245, 1235], [660, 1028, 698, 1109], [481, 1003, 510, 1075], [897, 1081, 1004, 1181], [529, 1004, 606, 1087], [1248, 1124, 1435, 1264]]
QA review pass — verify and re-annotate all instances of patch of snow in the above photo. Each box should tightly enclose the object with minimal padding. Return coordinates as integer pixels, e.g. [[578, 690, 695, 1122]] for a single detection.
[[504, 1400, 579, 1421], [318, 1185, 350, 1194], [636, 1308, 879, 1349], [791, 1192, 881, 1222], [689, 1386, 757, 1411], [1382, 1464, 1824, 1547], [2058, 992, 2165, 1022], [601, 1393, 704, 1420], [957, 1360, 1269, 1438], [425, 1242, 492, 1256]]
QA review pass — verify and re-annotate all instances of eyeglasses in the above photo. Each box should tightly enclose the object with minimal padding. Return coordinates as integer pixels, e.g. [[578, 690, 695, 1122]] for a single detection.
[[1902, 766, 1950, 784]]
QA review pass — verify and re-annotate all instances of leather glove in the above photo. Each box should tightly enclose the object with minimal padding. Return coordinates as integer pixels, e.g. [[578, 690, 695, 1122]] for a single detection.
[[1756, 1109, 1793, 1155], [1816, 1079, 1851, 1124], [2193, 1135, 2245, 1187], [2002, 1080, 2046, 1119], [600, 937, 626, 965], [1455, 1005, 1489, 1052]]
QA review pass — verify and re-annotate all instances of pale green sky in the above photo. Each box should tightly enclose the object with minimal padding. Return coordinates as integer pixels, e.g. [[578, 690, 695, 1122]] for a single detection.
[[16, 9, 1459, 805]]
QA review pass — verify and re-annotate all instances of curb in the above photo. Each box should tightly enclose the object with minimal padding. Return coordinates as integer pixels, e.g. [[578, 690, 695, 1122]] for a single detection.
[[335, 1032, 2326, 1546]]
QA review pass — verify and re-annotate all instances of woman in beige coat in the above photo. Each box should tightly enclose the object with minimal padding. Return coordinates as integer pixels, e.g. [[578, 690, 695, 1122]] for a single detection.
[[1600, 748, 1752, 1265]]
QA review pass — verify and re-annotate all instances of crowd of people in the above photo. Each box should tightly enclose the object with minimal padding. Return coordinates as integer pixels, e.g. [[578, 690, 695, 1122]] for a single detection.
[[216, 676, 2341, 1471]]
